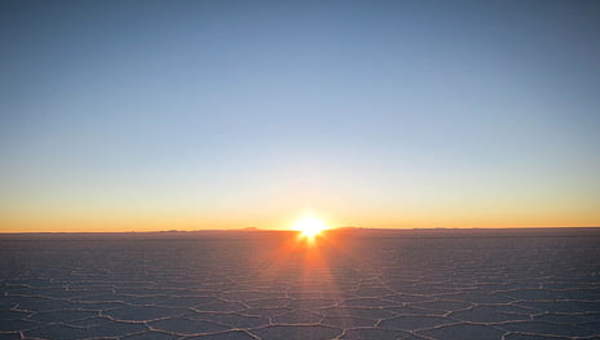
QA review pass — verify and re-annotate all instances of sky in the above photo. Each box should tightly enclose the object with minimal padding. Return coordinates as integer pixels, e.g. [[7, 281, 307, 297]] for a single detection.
[[1, 1, 599, 232]]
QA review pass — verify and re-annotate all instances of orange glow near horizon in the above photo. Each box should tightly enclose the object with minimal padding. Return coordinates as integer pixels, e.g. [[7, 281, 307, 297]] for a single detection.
[[0, 207, 599, 233]]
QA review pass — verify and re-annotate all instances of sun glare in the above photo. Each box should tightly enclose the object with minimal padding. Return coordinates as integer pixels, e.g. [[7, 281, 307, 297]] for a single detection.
[[293, 216, 328, 240]]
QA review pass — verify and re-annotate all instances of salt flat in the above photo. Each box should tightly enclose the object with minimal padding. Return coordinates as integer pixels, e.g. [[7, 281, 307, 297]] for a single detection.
[[1, 228, 599, 340]]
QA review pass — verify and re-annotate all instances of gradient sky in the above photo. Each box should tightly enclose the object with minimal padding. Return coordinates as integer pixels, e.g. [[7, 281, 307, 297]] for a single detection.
[[1, 1, 599, 232]]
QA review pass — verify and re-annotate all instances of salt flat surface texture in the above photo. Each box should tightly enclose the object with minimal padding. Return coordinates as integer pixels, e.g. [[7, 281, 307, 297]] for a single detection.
[[1, 228, 600, 340]]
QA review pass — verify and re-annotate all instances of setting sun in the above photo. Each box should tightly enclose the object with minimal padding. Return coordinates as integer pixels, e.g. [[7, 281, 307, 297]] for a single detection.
[[293, 216, 328, 239]]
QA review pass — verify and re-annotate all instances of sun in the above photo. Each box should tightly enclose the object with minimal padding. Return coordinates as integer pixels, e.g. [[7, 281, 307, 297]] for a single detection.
[[293, 216, 328, 240]]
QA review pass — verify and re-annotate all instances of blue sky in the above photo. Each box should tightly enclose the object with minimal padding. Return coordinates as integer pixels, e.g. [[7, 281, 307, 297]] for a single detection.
[[1, 1, 599, 231]]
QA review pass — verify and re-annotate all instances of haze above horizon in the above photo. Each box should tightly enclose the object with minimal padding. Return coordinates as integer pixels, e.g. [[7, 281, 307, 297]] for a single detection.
[[1, 1, 599, 232]]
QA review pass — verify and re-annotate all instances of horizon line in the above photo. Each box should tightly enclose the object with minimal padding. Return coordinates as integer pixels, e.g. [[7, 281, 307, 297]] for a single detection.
[[2, 225, 600, 234]]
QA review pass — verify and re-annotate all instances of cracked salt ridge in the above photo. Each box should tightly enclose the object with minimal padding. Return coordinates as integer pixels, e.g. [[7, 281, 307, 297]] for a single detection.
[[2, 229, 600, 339]]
